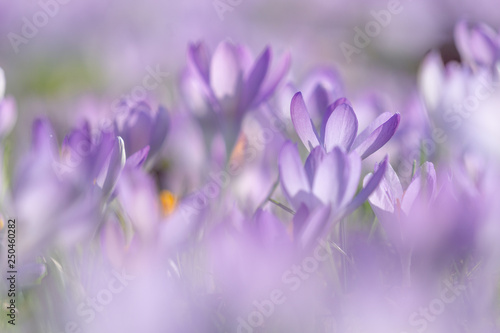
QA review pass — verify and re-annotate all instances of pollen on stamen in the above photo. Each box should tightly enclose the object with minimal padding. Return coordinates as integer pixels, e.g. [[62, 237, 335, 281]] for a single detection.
[[0, 218, 3, 231], [160, 190, 178, 216], [229, 134, 247, 166]]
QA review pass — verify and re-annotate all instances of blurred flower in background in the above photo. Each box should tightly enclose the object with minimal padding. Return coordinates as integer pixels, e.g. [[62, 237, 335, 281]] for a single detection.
[[1, 1, 500, 332]]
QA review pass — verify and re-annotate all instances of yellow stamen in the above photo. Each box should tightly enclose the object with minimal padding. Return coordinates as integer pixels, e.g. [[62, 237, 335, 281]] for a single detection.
[[0, 218, 3, 231], [160, 190, 178, 216]]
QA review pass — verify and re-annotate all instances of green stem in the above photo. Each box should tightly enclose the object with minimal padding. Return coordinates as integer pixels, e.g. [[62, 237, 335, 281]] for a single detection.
[[269, 198, 295, 215], [339, 219, 347, 293]]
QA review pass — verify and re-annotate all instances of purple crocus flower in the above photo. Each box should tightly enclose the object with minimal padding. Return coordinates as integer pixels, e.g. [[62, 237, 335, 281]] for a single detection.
[[185, 41, 290, 115], [279, 141, 388, 217], [12, 119, 127, 256], [182, 41, 290, 151], [280, 68, 344, 125], [290, 92, 400, 159], [364, 161, 437, 285], [114, 101, 169, 160], [364, 161, 437, 249], [455, 20, 500, 69]]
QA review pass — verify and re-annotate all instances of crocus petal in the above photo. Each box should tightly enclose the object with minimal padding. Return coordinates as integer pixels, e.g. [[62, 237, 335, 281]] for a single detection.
[[210, 41, 242, 100], [351, 112, 392, 150], [188, 42, 211, 85], [352, 113, 400, 159], [383, 162, 404, 201], [235, 44, 254, 77], [290, 92, 320, 151], [253, 209, 290, 248], [312, 147, 344, 208], [126, 145, 150, 168], [417, 161, 437, 201], [32, 118, 58, 159], [402, 162, 437, 214], [418, 52, 445, 111], [344, 156, 388, 216], [364, 172, 394, 213], [401, 176, 421, 215], [149, 106, 170, 157], [322, 102, 358, 152], [297, 205, 332, 250], [320, 97, 351, 141], [102, 136, 126, 198], [455, 21, 499, 67], [279, 141, 310, 209], [339, 151, 362, 207], [121, 107, 154, 157], [304, 146, 326, 187], [303, 69, 344, 119], [241, 47, 270, 110], [18, 263, 47, 288], [293, 204, 309, 242], [253, 52, 291, 106], [310, 85, 329, 119]]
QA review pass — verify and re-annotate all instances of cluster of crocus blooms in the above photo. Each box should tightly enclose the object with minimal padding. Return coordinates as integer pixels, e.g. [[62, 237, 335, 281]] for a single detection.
[[1, 20, 500, 333]]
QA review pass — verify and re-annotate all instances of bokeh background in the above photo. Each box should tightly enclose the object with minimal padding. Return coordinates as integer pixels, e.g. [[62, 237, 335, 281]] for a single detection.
[[2, 0, 499, 115]]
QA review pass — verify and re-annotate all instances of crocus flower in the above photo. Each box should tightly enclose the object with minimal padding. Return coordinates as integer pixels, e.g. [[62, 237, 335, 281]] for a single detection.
[[12, 119, 126, 256], [290, 92, 400, 159], [114, 101, 169, 160], [364, 161, 437, 249], [185, 41, 290, 115], [279, 68, 344, 125], [364, 161, 437, 286], [455, 20, 500, 69], [419, 46, 500, 161], [182, 41, 290, 152], [279, 141, 388, 216]]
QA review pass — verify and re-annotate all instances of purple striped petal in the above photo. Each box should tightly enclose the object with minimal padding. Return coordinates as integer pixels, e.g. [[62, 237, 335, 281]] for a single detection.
[[351, 112, 393, 150], [126, 145, 150, 168], [297, 205, 332, 250], [364, 172, 394, 213], [304, 146, 327, 187], [279, 141, 310, 209], [339, 151, 362, 207], [253, 52, 291, 106], [210, 41, 243, 100], [290, 92, 320, 151], [188, 42, 211, 85], [293, 204, 309, 242], [322, 102, 358, 152], [312, 147, 344, 208], [32, 118, 58, 159], [352, 113, 400, 159], [344, 156, 388, 216], [241, 47, 270, 110], [455, 20, 499, 66], [149, 106, 170, 157], [102, 136, 126, 198], [320, 97, 351, 142]]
